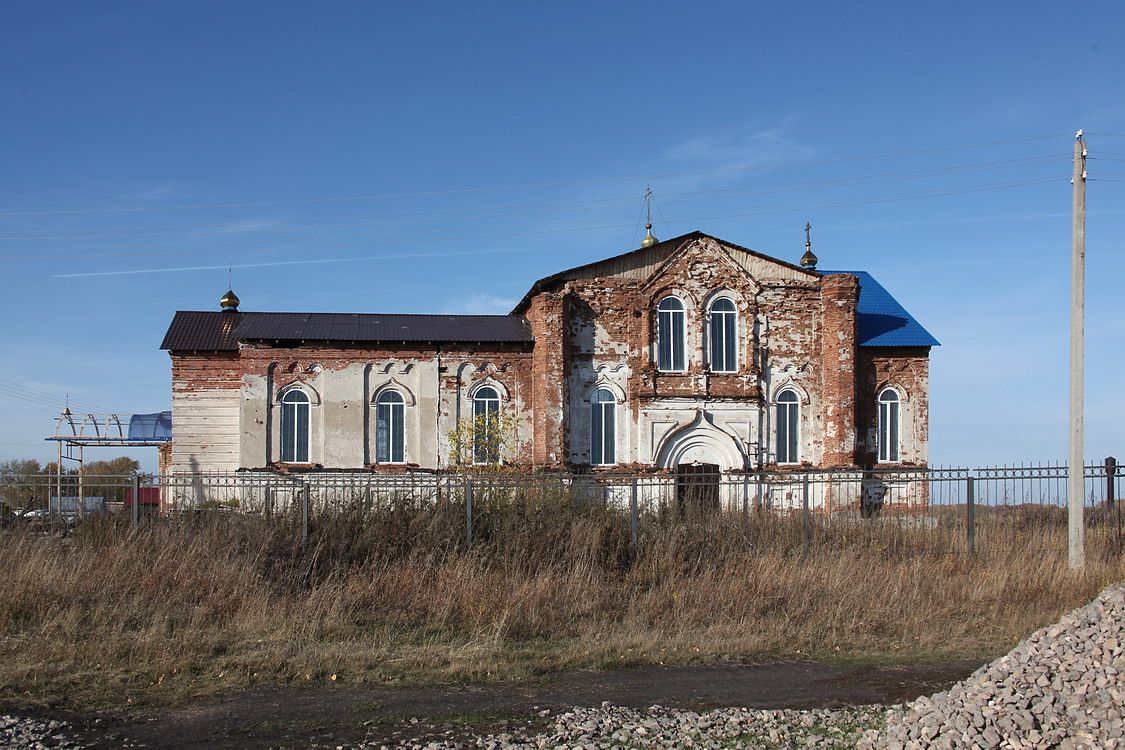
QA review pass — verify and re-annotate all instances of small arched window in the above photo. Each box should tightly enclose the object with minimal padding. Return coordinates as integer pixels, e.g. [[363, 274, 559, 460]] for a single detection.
[[878, 388, 901, 463], [776, 389, 800, 464], [280, 388, 310, 463], [472, 386, 501, 464], [590, 388, 616, 466], [375, 390, 405, 464], [656, 296, 686, 372], [708, 297, 738, 372]]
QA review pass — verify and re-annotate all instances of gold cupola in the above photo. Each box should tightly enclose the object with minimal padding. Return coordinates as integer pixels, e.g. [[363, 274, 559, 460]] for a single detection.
[[220, 288, 240, 312]]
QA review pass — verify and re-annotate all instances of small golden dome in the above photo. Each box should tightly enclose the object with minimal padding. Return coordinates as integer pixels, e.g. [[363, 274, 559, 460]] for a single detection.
[[641, 223, 658, 248], [800, 247, 818, 269], [220, 289, 240, 311]]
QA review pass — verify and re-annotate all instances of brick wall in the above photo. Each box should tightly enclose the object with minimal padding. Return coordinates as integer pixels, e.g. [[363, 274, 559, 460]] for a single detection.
[[818, 273, 859, 467]]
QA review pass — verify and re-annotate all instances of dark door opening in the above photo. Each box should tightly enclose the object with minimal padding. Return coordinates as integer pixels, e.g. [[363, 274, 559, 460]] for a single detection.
[[676, 463, 720, 515]]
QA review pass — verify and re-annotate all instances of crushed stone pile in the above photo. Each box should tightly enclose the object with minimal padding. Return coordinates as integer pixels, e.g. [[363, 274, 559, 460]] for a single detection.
[[357, 703, 885, 749], [860, 581, 1125, 750]]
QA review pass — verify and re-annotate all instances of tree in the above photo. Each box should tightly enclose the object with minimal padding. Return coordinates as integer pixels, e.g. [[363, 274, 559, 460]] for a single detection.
[[446, 411, 523, 471]]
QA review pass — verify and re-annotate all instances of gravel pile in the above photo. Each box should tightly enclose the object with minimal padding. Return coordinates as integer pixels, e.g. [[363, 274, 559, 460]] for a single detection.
[[860, 582, 1125, 750], [357, 702, 885, 749], [0, 714, 89, 749]]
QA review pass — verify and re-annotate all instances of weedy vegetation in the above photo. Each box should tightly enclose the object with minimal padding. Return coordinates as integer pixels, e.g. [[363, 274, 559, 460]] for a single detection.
[[0, 492, 1121, 709]]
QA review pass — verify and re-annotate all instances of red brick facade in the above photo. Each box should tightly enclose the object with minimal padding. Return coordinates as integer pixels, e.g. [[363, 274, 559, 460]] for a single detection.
[[167, 233, 933, 473]]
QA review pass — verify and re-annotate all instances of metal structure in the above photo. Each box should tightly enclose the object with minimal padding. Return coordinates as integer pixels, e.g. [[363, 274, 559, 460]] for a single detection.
[[44, 408, 171, 516]]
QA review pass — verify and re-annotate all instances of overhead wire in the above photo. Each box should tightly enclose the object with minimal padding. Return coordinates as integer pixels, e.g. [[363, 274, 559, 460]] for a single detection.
[[0, 133, 1070, 218], [0, 154, 1066, 243], [49, 176, 1064, 279]]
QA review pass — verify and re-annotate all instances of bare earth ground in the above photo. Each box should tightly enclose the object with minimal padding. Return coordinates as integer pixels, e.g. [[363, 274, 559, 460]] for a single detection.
[[6, 659, 982, 749]]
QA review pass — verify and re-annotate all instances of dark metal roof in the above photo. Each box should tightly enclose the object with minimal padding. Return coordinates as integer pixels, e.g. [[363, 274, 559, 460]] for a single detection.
[[820, 271, 940, 348], [161, 311, 533, 351]]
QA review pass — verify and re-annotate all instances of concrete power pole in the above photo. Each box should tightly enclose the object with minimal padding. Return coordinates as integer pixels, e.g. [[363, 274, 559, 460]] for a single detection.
[[1068, 130, 1087, 571]]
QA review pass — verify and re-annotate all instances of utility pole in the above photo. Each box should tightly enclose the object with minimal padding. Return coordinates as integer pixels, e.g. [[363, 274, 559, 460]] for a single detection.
[[1068, 130, 1087, 571]]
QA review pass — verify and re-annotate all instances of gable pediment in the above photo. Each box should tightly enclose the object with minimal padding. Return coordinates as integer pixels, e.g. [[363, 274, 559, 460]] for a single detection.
[[513, 231, 817, 311]]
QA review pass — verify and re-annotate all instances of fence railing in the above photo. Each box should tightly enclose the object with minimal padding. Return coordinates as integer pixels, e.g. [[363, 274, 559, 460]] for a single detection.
[[2, 459, 1121, 556]]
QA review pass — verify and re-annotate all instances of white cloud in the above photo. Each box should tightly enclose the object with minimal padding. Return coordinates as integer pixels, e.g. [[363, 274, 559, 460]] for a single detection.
[[443, 293, 517, 315]]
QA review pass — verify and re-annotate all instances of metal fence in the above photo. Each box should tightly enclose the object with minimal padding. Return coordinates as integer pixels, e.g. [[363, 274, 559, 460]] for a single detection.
[[2, 459, 1121, 556]]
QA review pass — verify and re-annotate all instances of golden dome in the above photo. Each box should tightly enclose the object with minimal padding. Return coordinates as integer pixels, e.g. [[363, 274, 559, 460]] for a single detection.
[[220, 288, 240, 311], [640, 223, 658, 248], [800, 247, 818, 269]]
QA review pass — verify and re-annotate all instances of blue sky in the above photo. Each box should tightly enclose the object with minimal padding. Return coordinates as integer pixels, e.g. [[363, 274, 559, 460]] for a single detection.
[[2, 1, 1123, 470]]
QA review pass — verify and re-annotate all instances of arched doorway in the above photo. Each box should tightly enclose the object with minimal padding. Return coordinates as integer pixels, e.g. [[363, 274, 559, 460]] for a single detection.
[[654, 411, 747, 514]]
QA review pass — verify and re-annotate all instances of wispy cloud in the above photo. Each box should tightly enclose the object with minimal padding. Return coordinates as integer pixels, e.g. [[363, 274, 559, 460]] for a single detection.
[[217, 219, 281, 234], [442, 293, 517, 315], [664, 125, 815, 174]]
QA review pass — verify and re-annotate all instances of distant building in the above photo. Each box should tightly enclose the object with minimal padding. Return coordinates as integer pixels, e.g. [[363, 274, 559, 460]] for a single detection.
[[161, 231, 938, 475]]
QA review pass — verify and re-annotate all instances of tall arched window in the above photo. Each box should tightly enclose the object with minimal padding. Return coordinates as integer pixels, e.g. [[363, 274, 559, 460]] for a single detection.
[[878, 388, 901, 463], [472, 386, 501, 464], [657, 296, 686, 372], [590, 388, 616, 466], [776, 389, 799, 464], [375, 390, 405, 464], [708, 297, 738, 372], [280, 388, 310, 463]]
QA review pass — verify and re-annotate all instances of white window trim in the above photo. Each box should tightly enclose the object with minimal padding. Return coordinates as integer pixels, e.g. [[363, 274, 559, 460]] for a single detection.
[[877, 388, 902, 464], [589, 388, 616, 466], [775, 389, 801, 465], [707, 297, 739, 373], [656, 296, 687, 373], [279, 387, 312, 464], [471, 386, 502, 465], [374, 390, 407, 465]]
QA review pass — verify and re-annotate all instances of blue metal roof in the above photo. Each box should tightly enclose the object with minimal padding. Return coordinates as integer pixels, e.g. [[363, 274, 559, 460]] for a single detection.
[[128, 411, 173, 442], [820, 271, 940, 348]]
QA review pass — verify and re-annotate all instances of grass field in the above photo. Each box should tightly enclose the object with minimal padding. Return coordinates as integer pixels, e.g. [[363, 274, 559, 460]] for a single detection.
[[0, 500, 1121, 709]]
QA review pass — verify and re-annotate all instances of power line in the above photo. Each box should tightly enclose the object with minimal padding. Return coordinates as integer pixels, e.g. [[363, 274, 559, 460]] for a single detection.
[[0, 154, 1065, 243], [0, 133, 1069, 218], [50, 177, 1062, 279], [0, 154, 1071, 250]]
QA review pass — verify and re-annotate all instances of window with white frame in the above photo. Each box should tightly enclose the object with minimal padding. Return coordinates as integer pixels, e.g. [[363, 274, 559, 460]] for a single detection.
[[878, 388, 901, 463], [656, 296, 686, 372], [708, 297, 738, 372], [280, 388, 310, 463], [589, 388, 616, 466], [776, 389, 800, 464], [472, 386, 501, 464], [375, 389, 405, 464]]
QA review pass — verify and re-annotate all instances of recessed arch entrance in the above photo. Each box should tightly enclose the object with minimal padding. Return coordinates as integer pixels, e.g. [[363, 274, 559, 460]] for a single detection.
[[654, 411, 747, 513]]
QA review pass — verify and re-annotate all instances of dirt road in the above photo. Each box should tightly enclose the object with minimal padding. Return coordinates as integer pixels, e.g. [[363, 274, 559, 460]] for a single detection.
[[10, 659, 981, 749]]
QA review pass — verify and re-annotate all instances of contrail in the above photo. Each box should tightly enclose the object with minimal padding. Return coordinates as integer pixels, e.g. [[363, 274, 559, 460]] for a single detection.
[[51, 247, 527, 278]]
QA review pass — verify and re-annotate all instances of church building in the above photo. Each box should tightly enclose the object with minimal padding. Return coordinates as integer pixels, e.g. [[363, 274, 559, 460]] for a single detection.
[[160, 229, 938, 477]]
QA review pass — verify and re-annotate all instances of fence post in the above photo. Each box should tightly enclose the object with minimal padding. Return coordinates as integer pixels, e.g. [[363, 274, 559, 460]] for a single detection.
[[801, 473, 810, 558], [742, 472, 749, 525], [301, 483, 309, 545], [1106, 456, 1117, 507], [465, 478, 474, 548], [966, 476, 976, 555], [131, 473, 141, 527], [630, 478, 639, 548]]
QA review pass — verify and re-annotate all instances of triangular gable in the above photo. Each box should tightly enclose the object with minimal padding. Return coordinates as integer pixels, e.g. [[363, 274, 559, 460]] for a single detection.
[[512, 231, 816, 312]]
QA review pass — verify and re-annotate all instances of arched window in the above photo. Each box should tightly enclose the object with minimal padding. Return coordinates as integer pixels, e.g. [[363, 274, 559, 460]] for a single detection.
[[375, 390, 405, 464], [878, 388, 901, 463], [656, 296, 686, 372], [280, 388, 310, 463], [776, 389, 799, 464], [472, 386, 501, 464], [708, 297, 738, 372], [590, 388, 616, 466]]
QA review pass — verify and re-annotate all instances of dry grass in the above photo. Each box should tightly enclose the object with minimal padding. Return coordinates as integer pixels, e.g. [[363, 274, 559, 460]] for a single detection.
[[0, 500, 1121, 709]]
